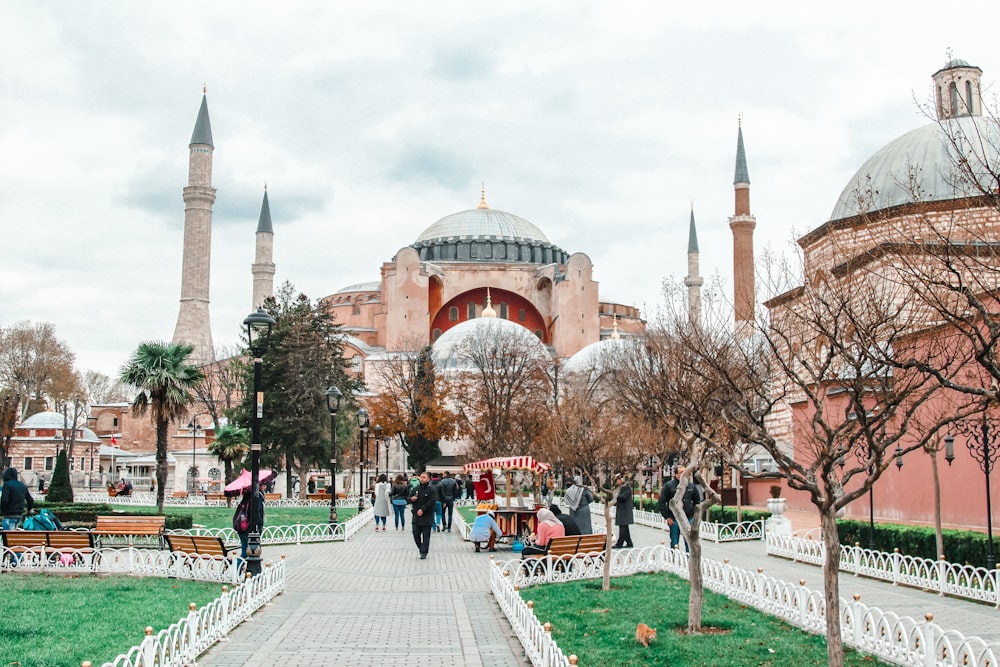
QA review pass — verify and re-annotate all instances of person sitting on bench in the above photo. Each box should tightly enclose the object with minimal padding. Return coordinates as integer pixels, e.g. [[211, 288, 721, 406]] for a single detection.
[[469, 510, 503, 552], [521, 508, 565, 557]]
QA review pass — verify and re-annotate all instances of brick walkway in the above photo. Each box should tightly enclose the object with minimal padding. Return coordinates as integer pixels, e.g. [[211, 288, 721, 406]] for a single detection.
[[197, 517, 1000, 666]]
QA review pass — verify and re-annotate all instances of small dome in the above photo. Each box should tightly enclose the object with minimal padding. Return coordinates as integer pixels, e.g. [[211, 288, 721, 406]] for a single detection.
[[432, 317, 550, 371], [562, 337, 635, 378], [416, 207, 550, 245], [829, 115, 1000, 221], [335, 281, 381, 294], [18, 411, 102, 442]]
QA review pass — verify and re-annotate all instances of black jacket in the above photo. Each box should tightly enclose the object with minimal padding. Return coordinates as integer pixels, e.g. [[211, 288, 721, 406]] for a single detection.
[[658, 478, 679, 520], [438, 476, 459, 502], [555, 513, 582, 536], [1, 468, 34, 518], [410, 481, 438, 526]]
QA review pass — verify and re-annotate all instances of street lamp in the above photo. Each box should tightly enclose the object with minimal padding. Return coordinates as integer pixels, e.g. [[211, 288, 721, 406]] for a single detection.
[[945, 414, 1000, 569], [325, 386, 343, 527], [356, 408, 369, 511], [187, 419, 203, 494], [243, 307, 276, 577], [383, 430, 391, 478], [373, 424, 383, 480]]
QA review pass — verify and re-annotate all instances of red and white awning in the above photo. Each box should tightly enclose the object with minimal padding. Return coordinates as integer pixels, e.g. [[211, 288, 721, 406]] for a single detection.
[[462, 456, 551, 474]]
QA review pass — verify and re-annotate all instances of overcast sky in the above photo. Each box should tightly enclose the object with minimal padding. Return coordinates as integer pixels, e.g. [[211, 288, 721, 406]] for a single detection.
[[2, 1, 998, 379]]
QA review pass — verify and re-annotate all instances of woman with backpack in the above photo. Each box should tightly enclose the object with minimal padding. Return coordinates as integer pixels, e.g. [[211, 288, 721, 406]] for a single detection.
[[389, 474, 410, 530], [233, 482, 266, 559]]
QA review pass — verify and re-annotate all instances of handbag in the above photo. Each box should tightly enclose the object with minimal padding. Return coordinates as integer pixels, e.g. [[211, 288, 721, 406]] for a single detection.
[[512, 539, 524, 553]]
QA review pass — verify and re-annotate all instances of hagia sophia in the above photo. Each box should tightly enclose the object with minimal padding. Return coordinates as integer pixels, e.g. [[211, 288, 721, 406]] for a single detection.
[[8, 57, 999, 533]]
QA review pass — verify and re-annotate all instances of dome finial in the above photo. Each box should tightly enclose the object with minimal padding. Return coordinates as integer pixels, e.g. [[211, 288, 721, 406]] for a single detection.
[[611, 313, 620, 339], [478, 183, 489, 209], [203, 82, 207, 96], [482, 287, 497, 317]]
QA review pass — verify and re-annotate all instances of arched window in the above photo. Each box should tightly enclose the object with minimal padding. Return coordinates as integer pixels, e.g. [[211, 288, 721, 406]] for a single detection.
[[499, 302, 508, 319], [534, 329, 543, 339], [468, 302, 476, 319], [351, 356, 362, 373], [432, 328, 442, 340], [950, 82, 959, 116], [449, 306, 459, 321], [966, 80, 974, 113], [519, 308, 526, 322], [352, 302, 361, 315]]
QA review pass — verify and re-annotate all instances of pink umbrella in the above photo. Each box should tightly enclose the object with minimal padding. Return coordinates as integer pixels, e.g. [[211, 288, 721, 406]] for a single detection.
[[224, 468, 276, 496]]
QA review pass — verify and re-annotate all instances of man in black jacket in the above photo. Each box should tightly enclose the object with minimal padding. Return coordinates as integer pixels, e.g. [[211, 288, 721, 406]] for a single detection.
[[1, 467, 34, 530], [549, 504, 581, 536], [409, 471, 438, 559], [438, 471, 459, 532]]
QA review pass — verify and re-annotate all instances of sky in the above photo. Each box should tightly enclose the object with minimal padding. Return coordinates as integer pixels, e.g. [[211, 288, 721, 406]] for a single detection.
[[2, 1, 999, 379]]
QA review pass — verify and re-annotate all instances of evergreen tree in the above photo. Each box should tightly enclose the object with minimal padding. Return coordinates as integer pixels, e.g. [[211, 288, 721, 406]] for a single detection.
[[46, 450, 73, 502], [405, 346, 442, 473]]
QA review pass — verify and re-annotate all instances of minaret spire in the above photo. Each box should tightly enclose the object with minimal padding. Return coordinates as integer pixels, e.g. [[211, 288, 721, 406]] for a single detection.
[[684, 202, 704, 325], [172, 89, 216, 365], [252, 185, 276, 309], [730, 117, 756, 337]]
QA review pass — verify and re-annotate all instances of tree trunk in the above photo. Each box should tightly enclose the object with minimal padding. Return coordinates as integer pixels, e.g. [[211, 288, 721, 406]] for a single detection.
[[155, 419, 168, 513], [602, 492, 616, 591], [735, 468, 743, 523], [930, 448, 944, 559], [687, 510, 704, 632], [820, 508, 845, 667]]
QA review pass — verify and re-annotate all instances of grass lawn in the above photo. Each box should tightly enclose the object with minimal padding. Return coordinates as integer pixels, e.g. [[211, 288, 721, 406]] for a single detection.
[[1, 573, 223, 667], [126, 504, 358, 530], [525, 572, 886, 667]]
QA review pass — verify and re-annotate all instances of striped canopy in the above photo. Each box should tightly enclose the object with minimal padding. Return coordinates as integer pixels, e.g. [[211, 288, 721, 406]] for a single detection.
[[462, 456, 551, 474]]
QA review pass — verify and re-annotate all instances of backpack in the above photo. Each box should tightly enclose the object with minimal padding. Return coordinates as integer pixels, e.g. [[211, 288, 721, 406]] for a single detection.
[[23, 509, 59, 531], [233, 497, 250, 532]]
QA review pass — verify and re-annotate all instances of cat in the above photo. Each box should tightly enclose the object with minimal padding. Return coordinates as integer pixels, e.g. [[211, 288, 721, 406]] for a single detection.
[[635, 622, 657, 647]]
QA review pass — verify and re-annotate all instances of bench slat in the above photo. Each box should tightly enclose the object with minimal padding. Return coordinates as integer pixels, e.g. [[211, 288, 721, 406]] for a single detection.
[[93, 516, 165, 535], [164, 534, 230, 558]]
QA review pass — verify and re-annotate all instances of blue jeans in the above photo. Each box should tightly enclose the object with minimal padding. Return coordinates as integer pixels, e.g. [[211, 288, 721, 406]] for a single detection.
[[375, 515, 387, 528], [442, 500, 455, 531], [392, 502, 406, 528], [238, 531, 249, 559], [668, 520, 680, 549], [2, 517, 18, 530], [433, 501, 442, 530]]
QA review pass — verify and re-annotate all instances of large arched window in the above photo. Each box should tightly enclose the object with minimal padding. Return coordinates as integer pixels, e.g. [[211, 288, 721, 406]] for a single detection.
[[449, 306, 459, 321]]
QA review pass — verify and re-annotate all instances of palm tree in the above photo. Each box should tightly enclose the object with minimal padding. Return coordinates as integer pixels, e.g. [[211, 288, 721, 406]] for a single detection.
[[119, 341, 204, 513], [209, 424, 250, 492]]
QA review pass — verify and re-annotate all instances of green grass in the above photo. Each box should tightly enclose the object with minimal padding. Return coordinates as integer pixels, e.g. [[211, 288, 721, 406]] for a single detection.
[[0, 573, 223, 667], [127, 505, 358, 530], [524, 572, 886, 667]]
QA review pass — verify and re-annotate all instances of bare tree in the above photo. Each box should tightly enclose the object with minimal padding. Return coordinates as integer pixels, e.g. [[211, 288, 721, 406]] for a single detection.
[[0, 321, 78, 417], [193, 343, 247, 429]]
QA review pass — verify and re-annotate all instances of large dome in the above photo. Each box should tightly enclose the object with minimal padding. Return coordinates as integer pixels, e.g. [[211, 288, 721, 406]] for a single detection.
[[411, 201, 569, 265], [18, 411, 101, 442], [416, 207, 550, 244], [432, 317, 550, 371], [830, 115, 1000, 221]]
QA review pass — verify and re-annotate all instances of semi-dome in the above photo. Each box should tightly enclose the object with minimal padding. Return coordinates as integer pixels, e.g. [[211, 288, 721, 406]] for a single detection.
[[432, 316, 550, 371], [411, 193, 569, 265], [562, 336, 636, 379], [829, 116, 1000, 221], [18, 411, 101, 442]]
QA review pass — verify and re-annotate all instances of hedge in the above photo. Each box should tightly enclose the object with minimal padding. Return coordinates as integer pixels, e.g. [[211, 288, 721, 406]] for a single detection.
[[33, 502, 193, 530], [835, 518, 993, 567]]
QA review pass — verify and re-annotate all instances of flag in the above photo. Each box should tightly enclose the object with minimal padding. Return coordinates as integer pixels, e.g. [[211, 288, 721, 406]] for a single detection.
[[472, 472, 495, 500], [110, 434, 118, 446]]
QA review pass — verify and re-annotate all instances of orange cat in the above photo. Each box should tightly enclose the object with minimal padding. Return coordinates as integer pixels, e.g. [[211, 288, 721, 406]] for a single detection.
[[636, 622, 657, 647]]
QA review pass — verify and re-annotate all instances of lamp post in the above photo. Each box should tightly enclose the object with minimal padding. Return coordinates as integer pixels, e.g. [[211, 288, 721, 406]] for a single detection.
[[243, 307, 276, 577], [356, 408, 369, 511], [945, 414, 1000, 569], [325, 386, 343, 527], [373, 424, 383, 480], [187, 419, 203, 494], [384, 431, 391, 478]]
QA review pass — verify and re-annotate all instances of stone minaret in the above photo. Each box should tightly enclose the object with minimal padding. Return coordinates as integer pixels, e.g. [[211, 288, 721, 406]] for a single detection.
[[683, 203, 703, 325], [172, 89, 216, 365], [251, 186, 275, 309], [729, 118, 756, 336]]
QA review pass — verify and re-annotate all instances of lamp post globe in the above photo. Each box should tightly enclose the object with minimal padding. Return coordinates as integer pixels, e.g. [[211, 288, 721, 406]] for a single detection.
[[325, 386, 343, 527], [243, 307, 276, 577]]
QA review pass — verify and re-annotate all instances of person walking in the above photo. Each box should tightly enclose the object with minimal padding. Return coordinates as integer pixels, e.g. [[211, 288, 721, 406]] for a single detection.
[[233, 481, 265, 560], [564, 475, 594, 534], [389, 474, 409, 530], [612, 474, 635, 548], [1, 467, 33, 530], [658, 466, 683, 549], [409, 471, 438, 559], [438, 471, 458, 532], [372, 473, 391, 531]]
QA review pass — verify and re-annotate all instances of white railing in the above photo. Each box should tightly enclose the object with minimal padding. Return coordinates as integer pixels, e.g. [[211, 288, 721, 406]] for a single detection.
[[590, 502, 761, 543], [490, 545, 1000, 667], [73, 491, 369, 509], [767, 533, 1000, 607], [170, 508, 374, 547], [101, 556, 285, 667]]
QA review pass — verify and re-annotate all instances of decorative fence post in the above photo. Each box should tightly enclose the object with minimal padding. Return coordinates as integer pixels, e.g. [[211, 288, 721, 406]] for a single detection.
[[891, 548, 901, 585], [186, 602, 200, 663]]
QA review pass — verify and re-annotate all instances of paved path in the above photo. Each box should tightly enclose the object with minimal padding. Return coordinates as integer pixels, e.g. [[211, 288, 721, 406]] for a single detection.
[[199, 517, 999, 666]]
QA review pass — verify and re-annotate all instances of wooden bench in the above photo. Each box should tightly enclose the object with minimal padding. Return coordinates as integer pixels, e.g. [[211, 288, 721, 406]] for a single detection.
[[525, 534, 609, 560], [205, 492, 227, 502], [1, 530, 96, 565], [164, 534, 231, 559], [306, 492, 332, 501], [93, 515, 166, 547], [264, 493, 282, 502]]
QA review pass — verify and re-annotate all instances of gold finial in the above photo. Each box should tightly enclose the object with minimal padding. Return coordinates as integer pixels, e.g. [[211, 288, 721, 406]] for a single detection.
[[611, 314, 620, 339], [482, 288, 497, 317], [478, 182, 489, 209]]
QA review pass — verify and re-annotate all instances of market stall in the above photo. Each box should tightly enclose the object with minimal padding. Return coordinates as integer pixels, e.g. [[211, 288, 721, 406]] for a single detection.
[[462, 456, 551, 538]]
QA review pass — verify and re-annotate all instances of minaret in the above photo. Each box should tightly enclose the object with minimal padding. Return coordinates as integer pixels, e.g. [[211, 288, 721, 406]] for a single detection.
[[683, 202, 704, 325], [172, 88, 216, 365], [730, 117, 756, 336], [251, 186, 275, 309]]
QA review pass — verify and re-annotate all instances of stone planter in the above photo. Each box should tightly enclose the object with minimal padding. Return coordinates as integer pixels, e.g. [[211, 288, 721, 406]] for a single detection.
[[765, 497, 792, 536]]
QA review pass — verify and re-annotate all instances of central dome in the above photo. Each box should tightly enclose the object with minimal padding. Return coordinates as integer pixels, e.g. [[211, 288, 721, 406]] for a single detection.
[[415, 207, 550, 245]]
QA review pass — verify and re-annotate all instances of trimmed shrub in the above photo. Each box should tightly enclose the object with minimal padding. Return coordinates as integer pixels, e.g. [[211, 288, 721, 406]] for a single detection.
[[836, 518, 993, 566], [45, 450, 73, 503]]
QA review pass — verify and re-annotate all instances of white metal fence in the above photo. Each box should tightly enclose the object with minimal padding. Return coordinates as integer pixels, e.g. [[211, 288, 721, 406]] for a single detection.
[[590, 502, 764, 543], [490, 545, 1000, 667], [767, 533, 1000, 607], [73, 491, 370, 509]]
